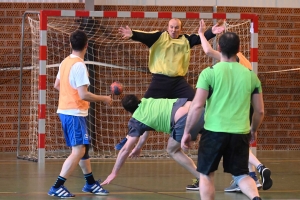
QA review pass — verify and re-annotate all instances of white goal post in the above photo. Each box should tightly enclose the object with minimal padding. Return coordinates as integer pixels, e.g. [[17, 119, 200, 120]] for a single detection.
[[24, 10, 258, 163]]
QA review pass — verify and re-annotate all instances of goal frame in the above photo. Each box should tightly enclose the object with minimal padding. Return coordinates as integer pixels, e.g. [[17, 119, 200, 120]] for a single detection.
[[37, 10, 258, 163]]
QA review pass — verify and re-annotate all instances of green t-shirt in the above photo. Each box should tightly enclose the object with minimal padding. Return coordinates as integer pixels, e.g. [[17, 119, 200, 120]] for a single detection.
[[132, 98, 177, 133], [196, 62, 262, 133]]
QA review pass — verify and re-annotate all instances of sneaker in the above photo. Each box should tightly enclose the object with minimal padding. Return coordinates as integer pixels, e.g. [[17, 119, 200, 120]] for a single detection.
[[115, 137, 128, 150], [224, 180, 240, 192], [186, 178, 199, 191], [258, 165, 273, 190], [255, 179, 262, 190], [82, 180, 109, 195], [48, 185, 75, 198], [224, 179, 262, 193]]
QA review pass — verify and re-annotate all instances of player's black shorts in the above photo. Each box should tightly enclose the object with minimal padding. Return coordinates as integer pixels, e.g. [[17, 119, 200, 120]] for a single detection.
[[197, 129, 250, 176], [144, 74, 195, 101]]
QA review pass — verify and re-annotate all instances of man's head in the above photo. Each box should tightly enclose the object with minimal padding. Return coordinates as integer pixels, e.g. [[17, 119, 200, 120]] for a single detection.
[[121, 94, 141, 114], [167, 18, 182, 39], [70, 30, 88, 51], [218, 32, 240, 59]]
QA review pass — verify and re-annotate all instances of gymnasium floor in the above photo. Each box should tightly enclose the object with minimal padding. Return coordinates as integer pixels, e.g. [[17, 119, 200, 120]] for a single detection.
[[0, 151, 299, 200]]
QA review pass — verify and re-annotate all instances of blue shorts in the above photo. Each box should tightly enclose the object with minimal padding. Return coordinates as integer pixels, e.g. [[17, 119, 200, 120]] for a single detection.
[[170, 112, 204, 143], [58, 114, 90, 147], [170, 99, 205, 142]]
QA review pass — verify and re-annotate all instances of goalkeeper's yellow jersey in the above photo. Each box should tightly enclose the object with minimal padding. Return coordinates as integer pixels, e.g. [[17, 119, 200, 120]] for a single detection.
[[148, 32, 190, 77]]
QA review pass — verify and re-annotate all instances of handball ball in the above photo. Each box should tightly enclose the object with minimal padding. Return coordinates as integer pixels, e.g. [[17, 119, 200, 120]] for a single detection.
[[110, 81, 123, 95]]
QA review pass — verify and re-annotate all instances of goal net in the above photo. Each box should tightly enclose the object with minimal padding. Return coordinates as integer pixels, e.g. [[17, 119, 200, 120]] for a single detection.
[[22, 11, 257, 161]]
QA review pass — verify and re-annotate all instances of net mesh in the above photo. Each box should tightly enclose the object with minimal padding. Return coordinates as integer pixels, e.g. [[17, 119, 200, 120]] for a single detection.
[[23, 14, 251, 160]]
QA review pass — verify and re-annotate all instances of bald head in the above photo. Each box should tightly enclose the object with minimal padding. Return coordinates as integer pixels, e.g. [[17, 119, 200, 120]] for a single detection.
[[167, 18, 182, 39]]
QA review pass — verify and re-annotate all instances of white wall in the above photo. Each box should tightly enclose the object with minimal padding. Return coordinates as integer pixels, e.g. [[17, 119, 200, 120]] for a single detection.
[[94, 0, 300, 8]]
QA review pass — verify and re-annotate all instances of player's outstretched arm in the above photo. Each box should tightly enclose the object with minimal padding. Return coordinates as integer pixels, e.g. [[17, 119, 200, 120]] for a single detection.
[[188, 19, 224, 48], [118, 25, 133, 39], [102, 136, 139, 185], [77, 85, 112, 105], [198, 19, 221, 60], [129, 131, 150, 158]]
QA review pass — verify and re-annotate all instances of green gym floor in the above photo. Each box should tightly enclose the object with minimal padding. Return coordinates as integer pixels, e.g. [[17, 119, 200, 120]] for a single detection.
[[0, 151, 299, 200]]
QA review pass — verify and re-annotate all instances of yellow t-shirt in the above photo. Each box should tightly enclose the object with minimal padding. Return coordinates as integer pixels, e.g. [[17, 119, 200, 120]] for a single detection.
[[148, 32, 191, 77]]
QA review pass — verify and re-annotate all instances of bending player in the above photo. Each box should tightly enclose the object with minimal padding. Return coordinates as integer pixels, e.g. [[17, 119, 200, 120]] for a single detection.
[[198, 19, 272, 192], [101, 95, 204, 186]]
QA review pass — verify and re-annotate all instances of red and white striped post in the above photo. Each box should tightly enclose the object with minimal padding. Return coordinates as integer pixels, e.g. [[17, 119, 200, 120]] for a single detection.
[[38, 10, 258, 163]]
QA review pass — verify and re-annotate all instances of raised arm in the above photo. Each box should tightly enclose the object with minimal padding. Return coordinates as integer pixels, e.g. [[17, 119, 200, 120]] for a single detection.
[[198, 19, 221, 60], [118, 25, 162, 48], [187, 20, 225, 48]]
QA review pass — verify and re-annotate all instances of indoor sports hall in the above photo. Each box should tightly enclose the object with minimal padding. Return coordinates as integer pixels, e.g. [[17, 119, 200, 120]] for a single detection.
[[0, 0, 299, 199]]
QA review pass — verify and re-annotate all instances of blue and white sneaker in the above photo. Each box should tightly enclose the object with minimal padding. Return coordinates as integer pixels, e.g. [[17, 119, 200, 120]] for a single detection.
[[82, 180, 109, 195], [48, 185, 75, 198], [115, 137, 128, 150]]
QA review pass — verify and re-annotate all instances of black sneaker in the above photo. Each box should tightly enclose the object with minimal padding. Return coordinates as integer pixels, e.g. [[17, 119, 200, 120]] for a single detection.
[[258, 165, 273, 190], [186, 178, 199, 191]]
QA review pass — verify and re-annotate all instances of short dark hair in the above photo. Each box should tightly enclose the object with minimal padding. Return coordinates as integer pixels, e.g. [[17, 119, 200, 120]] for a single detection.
[[121, 94, 141, 114], [70, 30, 88, 51], [218, 32, 240, 58]]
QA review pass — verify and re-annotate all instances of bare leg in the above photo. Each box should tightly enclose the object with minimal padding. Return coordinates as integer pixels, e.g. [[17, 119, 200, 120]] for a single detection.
[[199, 172, 215, 200], [79, 159, 92, 174], [166, 137, 199, 178], [238, 176, 260, 199], [59, 145, 85, 178], [249, 162, 256, 172], [249, 149, 261, 168]]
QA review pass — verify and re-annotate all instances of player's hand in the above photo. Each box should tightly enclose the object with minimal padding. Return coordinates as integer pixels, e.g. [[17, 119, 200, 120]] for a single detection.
[[129, 147, 141, 158], [118, 25, 133, 39], [250, 130, 258, 144], [212, 19, 225, 34], [103, 95, 112, 106], [198, 19, 206, 35], [101, 173, 117, 185], [181, 132, 192, 151]]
